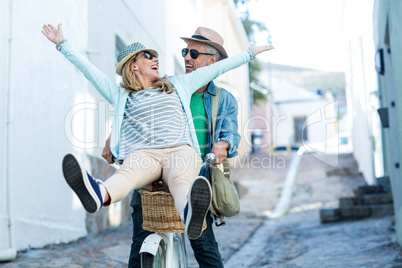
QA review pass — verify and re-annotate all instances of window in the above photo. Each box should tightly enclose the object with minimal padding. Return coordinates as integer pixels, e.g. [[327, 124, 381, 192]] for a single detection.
[[294, 117, 307, 144]]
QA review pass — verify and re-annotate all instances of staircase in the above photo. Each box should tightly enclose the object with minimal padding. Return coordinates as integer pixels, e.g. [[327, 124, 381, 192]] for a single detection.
[[320, 176, 394, 223]]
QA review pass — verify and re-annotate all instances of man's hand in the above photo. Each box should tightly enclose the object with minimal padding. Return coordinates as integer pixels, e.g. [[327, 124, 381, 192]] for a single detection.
[[102, 136, 114, 164], [41, 23, 64, 45], [211, 141, 229, 164]]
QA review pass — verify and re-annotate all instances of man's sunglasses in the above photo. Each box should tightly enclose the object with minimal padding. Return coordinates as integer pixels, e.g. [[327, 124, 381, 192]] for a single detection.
[[181, 48, 214, 59], [143, 51, 157, 60]]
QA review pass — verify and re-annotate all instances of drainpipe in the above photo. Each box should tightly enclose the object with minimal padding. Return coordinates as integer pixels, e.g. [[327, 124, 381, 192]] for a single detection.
[[271, 147, 305, 218], [0, 0, 17, 261]]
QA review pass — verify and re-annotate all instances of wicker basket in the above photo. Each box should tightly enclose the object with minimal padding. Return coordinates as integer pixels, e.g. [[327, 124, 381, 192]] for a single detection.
[[140, 186, 206, 233]]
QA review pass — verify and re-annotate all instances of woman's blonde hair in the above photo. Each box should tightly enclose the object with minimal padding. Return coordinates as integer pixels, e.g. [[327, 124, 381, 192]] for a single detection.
[[120, 54, 174, 94]]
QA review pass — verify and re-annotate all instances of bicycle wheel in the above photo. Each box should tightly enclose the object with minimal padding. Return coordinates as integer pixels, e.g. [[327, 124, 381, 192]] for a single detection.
[[140, 239, 167, 268]]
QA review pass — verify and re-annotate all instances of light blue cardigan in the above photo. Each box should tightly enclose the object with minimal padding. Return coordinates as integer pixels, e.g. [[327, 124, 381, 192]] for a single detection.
[[60, 42, 251, 158]]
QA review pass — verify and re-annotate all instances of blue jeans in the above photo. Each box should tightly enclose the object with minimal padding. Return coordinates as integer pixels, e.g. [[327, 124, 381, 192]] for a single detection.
[[128, 190, 224, 268]]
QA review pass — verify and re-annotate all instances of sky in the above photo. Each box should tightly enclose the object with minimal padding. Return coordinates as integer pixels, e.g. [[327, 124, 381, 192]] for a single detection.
[[239, 0, 347, 72]]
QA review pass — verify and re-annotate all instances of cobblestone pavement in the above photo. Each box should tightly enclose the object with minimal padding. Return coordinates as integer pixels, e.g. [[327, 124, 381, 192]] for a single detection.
[[224, 153, 402, 267], [1, 153, 402, 267]]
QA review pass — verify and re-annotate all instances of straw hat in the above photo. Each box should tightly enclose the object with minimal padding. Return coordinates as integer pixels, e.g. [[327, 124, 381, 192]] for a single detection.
[[180, 27, 228, 59], [116, 42, 158, 75]]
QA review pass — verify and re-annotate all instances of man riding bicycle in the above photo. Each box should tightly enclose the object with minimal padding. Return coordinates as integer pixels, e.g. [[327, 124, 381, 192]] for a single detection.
[[102, 27, 241, 268]]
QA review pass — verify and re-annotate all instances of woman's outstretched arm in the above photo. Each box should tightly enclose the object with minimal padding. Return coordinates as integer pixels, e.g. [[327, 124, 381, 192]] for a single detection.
[[42, 23, 120, 105], [171, 44, 274, 97]]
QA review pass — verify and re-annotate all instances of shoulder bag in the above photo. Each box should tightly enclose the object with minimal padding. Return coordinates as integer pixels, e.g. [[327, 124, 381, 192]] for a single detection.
[[209, 87, 240, 226]]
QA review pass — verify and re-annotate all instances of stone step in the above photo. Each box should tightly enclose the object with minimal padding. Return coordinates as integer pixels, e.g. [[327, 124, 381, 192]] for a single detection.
[[377, 176, 391, 193], [360, 193, 393, 205], [340, 205, 371, 219], [340, 193, 393, 207], [320, 178, 394, 224], [370, 204, 394, 218], [320, 208, 341, 223], [339, 197, 356, 208], [320, 203, 394, 223], [357, 185, 385, 196]]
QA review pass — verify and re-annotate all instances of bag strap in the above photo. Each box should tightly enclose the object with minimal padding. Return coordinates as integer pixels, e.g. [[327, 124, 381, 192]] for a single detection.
[[211, 87, 220, 142], [211, 87, 231, 180], [211, 87, 228, 227]]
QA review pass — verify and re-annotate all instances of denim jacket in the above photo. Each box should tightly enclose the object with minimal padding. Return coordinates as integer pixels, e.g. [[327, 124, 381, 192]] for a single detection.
[[203, 81, 240, 158]]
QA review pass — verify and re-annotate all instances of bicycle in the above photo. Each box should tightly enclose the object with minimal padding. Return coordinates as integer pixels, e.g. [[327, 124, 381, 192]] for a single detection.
[[138, 153, 216, 268]]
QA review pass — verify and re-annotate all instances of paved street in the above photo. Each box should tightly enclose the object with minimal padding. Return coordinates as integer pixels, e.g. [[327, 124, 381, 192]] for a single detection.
[[1, 153, 402, 267]]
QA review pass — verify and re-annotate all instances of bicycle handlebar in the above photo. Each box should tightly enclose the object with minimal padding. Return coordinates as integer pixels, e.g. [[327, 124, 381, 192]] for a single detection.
[[205, 153, 216, 164], [199, 153, 216, 178]]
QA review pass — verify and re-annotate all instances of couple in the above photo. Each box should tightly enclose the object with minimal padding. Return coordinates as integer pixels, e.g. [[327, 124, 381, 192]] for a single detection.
[[42, 23, 273, 267]]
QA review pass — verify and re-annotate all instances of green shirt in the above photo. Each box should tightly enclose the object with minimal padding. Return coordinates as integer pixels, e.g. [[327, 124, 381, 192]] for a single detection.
[[190, 93, 208, 159]]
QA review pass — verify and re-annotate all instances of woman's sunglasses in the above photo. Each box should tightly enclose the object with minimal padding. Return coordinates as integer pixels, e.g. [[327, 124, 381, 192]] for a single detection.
[[181, 48, 214, 59], [143, 51, 157, 60]]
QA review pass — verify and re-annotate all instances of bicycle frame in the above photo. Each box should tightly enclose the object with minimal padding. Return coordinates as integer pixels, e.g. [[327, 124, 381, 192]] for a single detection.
[[139, 153, 216, 268]]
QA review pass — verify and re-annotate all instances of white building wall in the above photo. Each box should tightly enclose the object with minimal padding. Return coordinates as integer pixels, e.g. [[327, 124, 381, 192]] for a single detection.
[[273, 99, 337, 148], [203, 0, 251, 157], [1, 0, 90, 251], [0, 0, 11, 253], [344, 0, 379, 184]]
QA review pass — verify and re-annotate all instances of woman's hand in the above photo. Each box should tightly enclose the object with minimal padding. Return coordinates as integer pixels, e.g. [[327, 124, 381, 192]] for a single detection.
[[102, 135, 114, 164], [249, 44, 275, 56], [42, 23, 64, 45]]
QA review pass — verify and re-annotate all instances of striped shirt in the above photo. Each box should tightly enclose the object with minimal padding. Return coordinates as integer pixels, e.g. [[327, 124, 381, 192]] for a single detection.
[[118, 87, 192, 161]]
